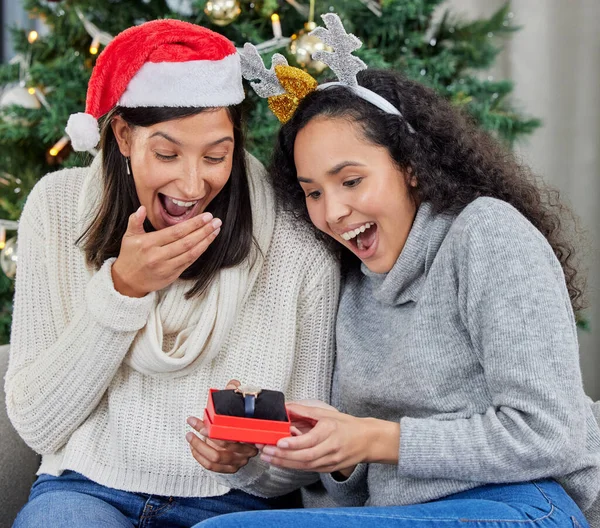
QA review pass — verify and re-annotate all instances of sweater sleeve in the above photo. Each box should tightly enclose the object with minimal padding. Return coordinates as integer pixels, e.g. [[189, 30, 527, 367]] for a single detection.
[[397, 199, 587, 483], [319, 463, 369, 506], [4, 182, 156, 454], [205, 255, 340, 498]]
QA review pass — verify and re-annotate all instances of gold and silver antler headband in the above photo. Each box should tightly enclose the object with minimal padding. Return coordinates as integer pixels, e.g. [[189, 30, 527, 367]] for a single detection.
[[240, 12, 414, 132]]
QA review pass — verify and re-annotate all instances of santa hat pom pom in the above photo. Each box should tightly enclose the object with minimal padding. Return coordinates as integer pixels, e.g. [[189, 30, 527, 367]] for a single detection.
[[65, 112, 100, 151]]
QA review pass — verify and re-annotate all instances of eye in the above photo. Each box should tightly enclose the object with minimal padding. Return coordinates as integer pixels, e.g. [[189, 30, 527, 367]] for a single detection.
[[343, 177, 363, 188], [306, 190, 321, 200], [205, 156, 226, 164], [154, 152, 177, 161]]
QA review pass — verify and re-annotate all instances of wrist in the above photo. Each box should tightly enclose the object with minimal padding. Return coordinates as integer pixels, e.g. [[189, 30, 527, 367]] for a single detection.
[[362, 417, 400, 465], [111, 260, 147, 298]]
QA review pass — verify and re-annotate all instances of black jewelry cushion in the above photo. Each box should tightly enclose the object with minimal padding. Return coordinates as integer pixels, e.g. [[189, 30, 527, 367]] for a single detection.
[[212, 389, 288, 421]]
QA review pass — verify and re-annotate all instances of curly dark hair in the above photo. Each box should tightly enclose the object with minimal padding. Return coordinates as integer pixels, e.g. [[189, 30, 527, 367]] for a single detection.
[[270, 68, 585, 312]]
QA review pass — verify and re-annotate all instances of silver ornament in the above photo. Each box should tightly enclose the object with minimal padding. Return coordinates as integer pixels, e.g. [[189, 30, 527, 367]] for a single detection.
[[0, 237, 18, 279]]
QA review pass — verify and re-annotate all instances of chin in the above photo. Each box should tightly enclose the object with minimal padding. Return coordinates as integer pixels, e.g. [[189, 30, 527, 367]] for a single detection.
[[363, 258, 395, 274]]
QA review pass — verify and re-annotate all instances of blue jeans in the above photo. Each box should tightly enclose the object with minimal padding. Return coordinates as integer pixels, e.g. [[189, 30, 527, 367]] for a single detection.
[[195, 480, 588, 528], [14, 471, 298, 527]]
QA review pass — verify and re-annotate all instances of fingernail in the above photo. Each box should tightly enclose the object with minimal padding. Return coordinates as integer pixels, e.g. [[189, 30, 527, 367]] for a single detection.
[[262, 446, 276, 456], [277, 440, 289, 449], [187, 417, 197, 428], [200, 212, 213, 223], [212, 218, 222, 229], [186, 432, 194, 443], [199, 429, 207, 436]]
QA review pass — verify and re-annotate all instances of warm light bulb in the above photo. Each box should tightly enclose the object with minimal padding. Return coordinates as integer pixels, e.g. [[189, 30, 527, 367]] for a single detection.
[[271, 13, 282, 38], [27, 87, 36, 95], [90, 35, 101, 55], [49, 135, 70, 157], [27, 30, 38, 44]]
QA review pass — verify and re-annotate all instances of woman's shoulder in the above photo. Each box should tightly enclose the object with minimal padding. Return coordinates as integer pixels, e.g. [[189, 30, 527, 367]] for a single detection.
[[27, 165, 88, 207], [451, 196, 548, 249], [445, 197, 558, 272], [21, 166, 90, 227]]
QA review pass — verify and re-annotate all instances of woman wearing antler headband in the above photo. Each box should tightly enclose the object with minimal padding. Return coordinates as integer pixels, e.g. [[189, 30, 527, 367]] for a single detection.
[[194, 13, 600, 528]]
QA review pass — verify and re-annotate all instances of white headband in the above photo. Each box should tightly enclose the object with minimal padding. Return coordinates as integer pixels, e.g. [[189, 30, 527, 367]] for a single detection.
[[317, 82, 415, 133]]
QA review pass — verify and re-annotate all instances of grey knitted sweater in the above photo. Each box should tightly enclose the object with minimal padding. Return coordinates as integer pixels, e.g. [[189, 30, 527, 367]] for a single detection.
[[320, 197, 600, 511]]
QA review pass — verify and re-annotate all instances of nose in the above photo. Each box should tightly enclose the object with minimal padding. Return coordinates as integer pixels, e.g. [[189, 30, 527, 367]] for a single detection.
[[324, 194, 351, 226], [178, 164, 205, 200]]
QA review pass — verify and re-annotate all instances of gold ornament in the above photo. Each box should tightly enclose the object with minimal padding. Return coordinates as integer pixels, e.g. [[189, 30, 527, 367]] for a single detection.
[[204, 0, 242, 27], [288, 22, 332, 74], [269, 65, 318, 123], [0, 236, 18, 279]]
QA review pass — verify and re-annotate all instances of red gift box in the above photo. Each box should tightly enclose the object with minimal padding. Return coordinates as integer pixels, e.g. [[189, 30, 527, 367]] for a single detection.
[[203, 389, 291, 445]]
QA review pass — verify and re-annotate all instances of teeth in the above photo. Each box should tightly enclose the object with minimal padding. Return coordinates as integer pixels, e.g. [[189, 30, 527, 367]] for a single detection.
[[341, 222, 373, 241], [169, 197, 197, 208]]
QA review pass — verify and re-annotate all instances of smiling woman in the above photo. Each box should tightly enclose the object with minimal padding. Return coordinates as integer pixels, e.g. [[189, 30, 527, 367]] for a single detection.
[[5, 19, 340, 527], [83, 103, 251, 298], [294, 117, 417, 273], [198, 15, 600, 527]]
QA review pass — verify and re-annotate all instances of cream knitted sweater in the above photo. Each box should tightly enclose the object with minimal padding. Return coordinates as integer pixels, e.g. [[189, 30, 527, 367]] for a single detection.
[[5, 161, 339, 498]]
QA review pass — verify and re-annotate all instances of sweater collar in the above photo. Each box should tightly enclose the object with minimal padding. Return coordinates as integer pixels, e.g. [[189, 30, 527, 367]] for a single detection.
[[360, 202, 454, 306]]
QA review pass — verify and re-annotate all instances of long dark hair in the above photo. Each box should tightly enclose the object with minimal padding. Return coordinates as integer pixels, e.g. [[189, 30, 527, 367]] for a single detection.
[[270, 69, 585, 312], [79, 105, 253, 298]]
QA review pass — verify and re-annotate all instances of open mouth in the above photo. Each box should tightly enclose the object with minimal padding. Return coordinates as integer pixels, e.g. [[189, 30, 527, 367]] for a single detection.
[[341, 222, 378, 254], [159, 193, 202, 223]]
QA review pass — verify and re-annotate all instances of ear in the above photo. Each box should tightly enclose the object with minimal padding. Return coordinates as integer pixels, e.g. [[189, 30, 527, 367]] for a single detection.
[[111, 115, 132, 157], [404, 166, 417, 187]]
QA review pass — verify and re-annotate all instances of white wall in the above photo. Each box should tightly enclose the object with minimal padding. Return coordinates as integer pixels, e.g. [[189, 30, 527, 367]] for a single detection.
[[444, 0, 600, 398]]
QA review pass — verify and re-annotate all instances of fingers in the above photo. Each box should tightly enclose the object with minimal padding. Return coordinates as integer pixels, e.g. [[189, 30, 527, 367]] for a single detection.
[[260, 447, 337, 472], [225, 379, 241, 390], [167, 219, 222, 271], [168, 223, 221, 273], [205, 437, 258, 457], [187, 415, 257, 457], [286, 403, 333, 422], [260, 430, 338, 471], [186, 431, 254, 473], [125, 206, 146, 236], [153, 211, 216, 247], [189, 444, 242, 474]]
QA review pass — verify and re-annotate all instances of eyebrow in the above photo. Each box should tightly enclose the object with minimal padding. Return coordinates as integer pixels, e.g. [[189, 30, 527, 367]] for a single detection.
[[149, 132, 233, 148], [297, 161, 366, 183]]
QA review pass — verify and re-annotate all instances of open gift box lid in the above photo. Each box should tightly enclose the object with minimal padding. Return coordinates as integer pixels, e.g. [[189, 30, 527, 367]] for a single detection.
[[203, 388, 291, 445]]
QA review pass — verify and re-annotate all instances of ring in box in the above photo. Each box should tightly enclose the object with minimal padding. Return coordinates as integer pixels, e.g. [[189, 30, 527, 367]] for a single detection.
[[203, 389, 291, 445]]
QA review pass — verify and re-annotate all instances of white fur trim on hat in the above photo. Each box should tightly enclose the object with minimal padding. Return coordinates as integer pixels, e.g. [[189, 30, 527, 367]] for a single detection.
[[119, 53, 244, 108], [65, 112, 100, 152]]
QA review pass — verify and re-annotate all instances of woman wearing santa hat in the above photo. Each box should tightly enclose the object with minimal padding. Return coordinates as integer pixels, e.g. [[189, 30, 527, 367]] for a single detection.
[[6, 19, 339, 526]]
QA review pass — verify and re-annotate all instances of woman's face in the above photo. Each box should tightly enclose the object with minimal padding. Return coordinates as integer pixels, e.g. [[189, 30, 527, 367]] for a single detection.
[[294, 116, 417, 274], [113, 108, 234, 231]]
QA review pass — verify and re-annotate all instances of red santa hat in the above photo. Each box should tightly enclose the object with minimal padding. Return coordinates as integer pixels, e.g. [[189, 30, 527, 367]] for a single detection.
[[66, 19, 244, 151]]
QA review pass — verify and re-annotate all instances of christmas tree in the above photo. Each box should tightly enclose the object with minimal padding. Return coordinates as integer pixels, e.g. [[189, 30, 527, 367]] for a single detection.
[[0, 0, 540, 343]]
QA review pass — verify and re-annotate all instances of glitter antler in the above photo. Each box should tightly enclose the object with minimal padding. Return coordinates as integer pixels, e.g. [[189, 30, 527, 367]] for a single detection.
[[239, 43, 288, 98], [239, 42, 319, 123], [309, 13, 367, 87]]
